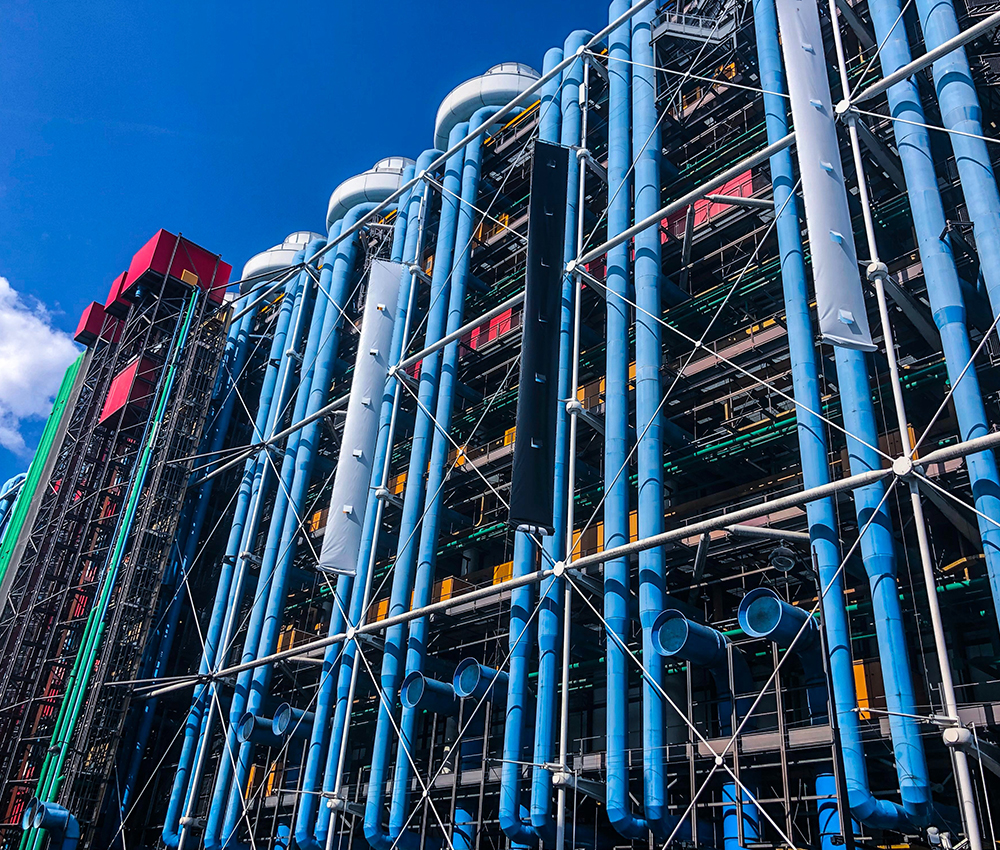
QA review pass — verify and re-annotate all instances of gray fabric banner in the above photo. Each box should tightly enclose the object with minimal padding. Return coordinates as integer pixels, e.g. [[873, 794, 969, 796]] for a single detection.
[[776, 0, 876, 351], [317, 259, 403, 573]]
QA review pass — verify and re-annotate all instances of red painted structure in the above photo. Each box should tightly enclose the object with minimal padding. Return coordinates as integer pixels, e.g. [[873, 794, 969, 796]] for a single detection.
[[124, 230, 232, 305], [99, 357, 158, 425]]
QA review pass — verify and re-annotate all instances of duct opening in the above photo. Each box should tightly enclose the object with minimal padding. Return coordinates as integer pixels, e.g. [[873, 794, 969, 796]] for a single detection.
[[744, 594, 781, 636]]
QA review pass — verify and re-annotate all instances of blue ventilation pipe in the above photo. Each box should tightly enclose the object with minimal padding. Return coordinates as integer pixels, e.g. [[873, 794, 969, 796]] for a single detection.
[[389, 102, 521, 840], [207, 237, 326, 848], [651, 610, 754, 735], [121, 293, 260, 817], [498, 530, 543, 846], [604, 0, 649, 838], [214, 221, 381, 845], [293, 164, 415, 850], [631, 5, 674, 835], [909, 0, 1000, 319], [385, 123, 472, 845], [162, 252, 310, 849], [833, 345, 932, 825], [737, 588, 828, 723], [453, 659, 508, 702], [308, 155, 432, 850], [869, 0, 1000, 636], [363, 129, 466, 850], [499, 44, 562, 848], [753, 0, 920, 828], [25, 801, 79, 850], [722, 783, 759, 850], [817, 773, 846, 850], [530, 29, 591, 843]]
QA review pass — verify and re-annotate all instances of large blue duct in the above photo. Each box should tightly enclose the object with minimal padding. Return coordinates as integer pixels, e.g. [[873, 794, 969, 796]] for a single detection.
[[652, 610, 754, 736], [206, 239, 324, 848], [738, 588, 828, 723], [630, 5, 675, 835], [388, 93, 532, 841], [310, 153, 435, 850], [363, 127, 467, 850], [909, 0, 1000, 319], [293, 162, 418, 850], [604, 1, 649, 838], [498, 43, 563, 849], [868, 0, 1000, 638], [163, 247, 311, 849], [753, 0, 925, 828]]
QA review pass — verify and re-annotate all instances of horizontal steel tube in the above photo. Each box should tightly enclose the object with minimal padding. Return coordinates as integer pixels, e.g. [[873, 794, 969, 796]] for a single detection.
[[396, 292, 525, 371], [851, 9, 1000, 104], [149, 427, 1000, 697], [576, 133, 795, 266]]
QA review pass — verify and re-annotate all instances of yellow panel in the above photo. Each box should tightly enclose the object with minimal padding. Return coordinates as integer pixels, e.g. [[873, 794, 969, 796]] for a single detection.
[[180, 268, 200, 287], [629, 511, 638, 543], [504, 426, 517, 446], [494, 561, 513, 584], [853, 661, 870, 720]]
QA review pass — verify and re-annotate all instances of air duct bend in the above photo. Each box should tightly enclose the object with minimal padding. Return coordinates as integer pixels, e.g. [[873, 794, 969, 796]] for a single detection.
[[652, 610, 753, 735], [400, 672, 459, 716], [240, 231, 323, 293], [738, 588, 828, 722], [236, 712, 283, 748], [326, 157, 414, 231], [453, 659, 508, 702], [26, 801, 80, 850], [434, 62, 540, 150], [272, 703, 314, 739]]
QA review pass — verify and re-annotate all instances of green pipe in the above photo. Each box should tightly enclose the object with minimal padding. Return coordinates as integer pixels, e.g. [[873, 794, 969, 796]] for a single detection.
[[0, 355, 85, 600], [23, 291, 199, 850]]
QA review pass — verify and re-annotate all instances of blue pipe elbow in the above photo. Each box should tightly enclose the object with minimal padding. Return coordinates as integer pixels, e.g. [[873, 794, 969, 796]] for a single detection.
[[453, 659, 508, 702], [738, 588, 827, 722], [400, 672, 459, 716], [28, 801, 80, 850], [652, 610, 754, 735], [722, 783, 759, 850], [272, 703, 314, 739], [237, 712, 284, 749]]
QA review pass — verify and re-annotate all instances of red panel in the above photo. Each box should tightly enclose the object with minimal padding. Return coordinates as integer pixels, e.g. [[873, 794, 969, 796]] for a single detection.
[[125, 229, 232, 304], [662, 168, 756, 242], [99, 356, 158, 425], [74, 302, 106, 346], [105, 271, 131, 318]]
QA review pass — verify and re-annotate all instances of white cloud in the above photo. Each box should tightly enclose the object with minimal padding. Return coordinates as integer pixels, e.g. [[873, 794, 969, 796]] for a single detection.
[[0, 277, 79, 456]]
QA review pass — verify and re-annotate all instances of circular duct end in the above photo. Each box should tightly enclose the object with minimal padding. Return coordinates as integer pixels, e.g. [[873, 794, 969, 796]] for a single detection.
[[738, 588, 783, 638], [652, 609, 690, 657], [236, 711, 257, 744], [434, 62, 541, 151], [240, 231, 324, 293], [326, 157, 414, 231], [453, 658, 484, 699], [400, 671, 426, 710], [21, 797, 39, 831], [272, 703, 293, 737]]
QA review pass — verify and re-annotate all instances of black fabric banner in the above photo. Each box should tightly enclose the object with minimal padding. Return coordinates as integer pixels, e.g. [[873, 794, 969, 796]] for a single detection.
[[509, 140, 570, 533]]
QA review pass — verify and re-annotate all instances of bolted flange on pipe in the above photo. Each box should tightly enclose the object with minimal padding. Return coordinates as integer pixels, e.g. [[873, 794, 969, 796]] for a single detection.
[[453, 658, 509, 702], [400, 671, 459, 716]]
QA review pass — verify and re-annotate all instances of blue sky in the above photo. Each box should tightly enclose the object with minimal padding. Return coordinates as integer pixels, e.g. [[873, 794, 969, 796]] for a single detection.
[[0, 0, 611, 483]]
